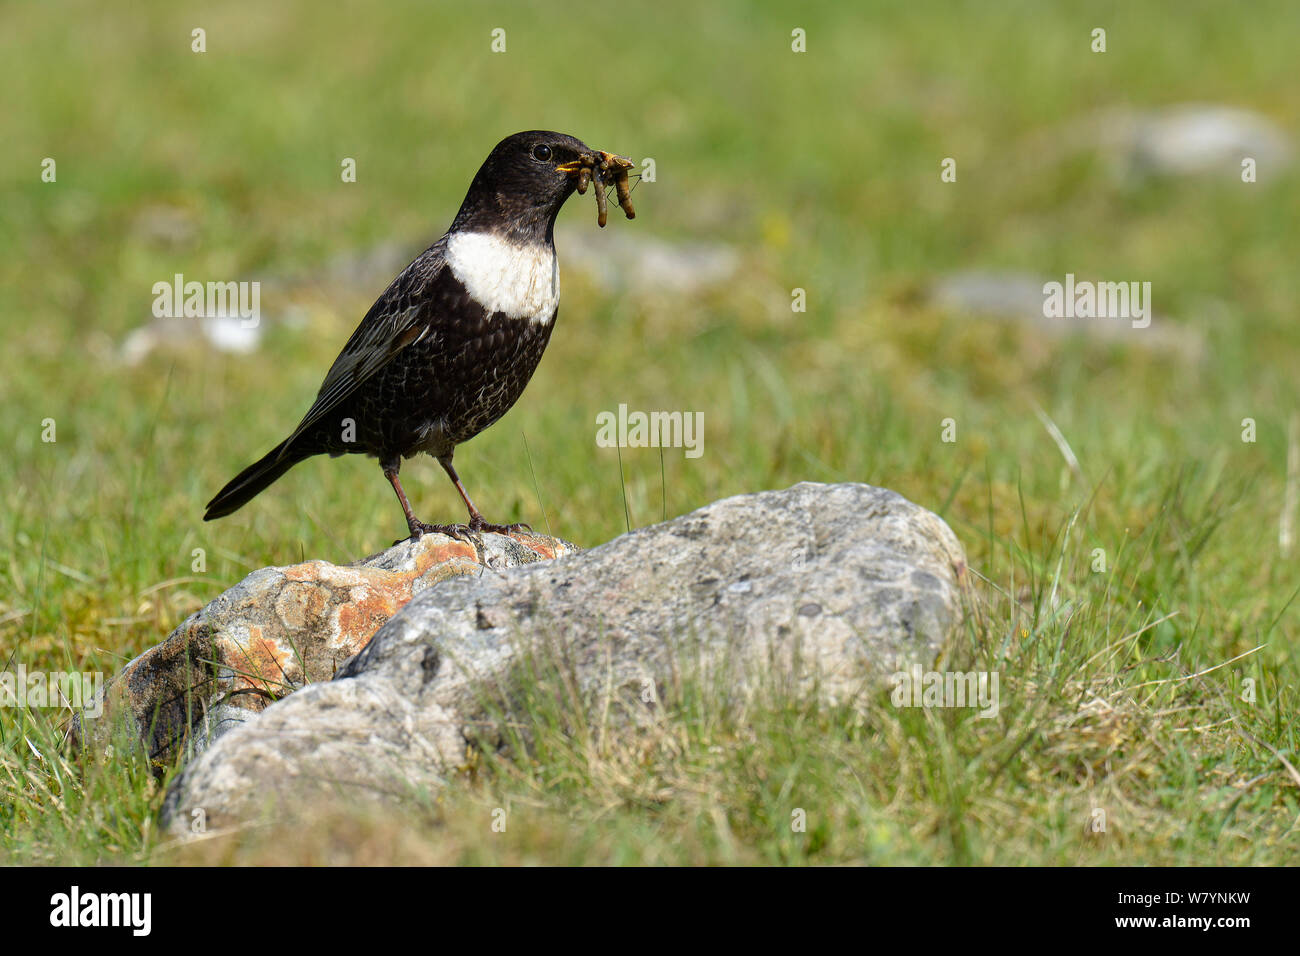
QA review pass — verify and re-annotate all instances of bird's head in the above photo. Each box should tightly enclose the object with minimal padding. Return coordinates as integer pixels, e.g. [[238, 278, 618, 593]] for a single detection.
[[452, 131, 631, 241]]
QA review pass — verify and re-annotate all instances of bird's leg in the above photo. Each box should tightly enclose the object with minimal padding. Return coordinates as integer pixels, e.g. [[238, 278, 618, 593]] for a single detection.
[[382, 457, 473, 543], [437, 455, 532, 535]]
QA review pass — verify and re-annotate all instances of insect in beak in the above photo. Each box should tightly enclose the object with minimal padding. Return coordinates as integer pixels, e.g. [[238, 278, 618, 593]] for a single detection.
[[560, 150, 637, 227]]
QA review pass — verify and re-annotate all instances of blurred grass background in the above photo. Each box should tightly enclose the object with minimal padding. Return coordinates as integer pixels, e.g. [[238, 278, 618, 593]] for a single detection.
[[1, 0, 1298, 864]]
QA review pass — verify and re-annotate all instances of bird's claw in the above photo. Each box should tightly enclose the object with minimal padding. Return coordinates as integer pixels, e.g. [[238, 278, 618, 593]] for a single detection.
[[400, 517, 532, 545], [467, 516, 533, 535], [403, 520, 476, 544]]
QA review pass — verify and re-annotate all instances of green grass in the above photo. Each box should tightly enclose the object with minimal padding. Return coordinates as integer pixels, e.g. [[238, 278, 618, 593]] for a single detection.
[[2, 0, 1298, 864]]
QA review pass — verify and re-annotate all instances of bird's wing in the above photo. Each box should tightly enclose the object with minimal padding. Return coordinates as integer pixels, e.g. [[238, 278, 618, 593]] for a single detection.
[[279, 238, 447, 455]]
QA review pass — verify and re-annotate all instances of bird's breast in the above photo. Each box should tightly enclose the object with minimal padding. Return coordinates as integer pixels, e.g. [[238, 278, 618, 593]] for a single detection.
[[445, 230, 559, 326]]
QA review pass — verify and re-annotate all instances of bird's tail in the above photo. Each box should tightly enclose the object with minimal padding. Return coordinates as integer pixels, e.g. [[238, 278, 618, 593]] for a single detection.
[[204, 439, 309, 521]]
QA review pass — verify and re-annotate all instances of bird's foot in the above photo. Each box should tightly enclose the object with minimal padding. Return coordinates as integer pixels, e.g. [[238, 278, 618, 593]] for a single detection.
[[467, 515, 533, 535], [397, 517, 531, 545], [400, 520, 478, 545]]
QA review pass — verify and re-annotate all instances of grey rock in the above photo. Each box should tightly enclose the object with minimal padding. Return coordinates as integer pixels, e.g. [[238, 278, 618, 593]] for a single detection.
[[1100, 104, 1292, 178], [160, 482, 967, 833], [556, 225, 740, 296], [930, 269, 1205, 362], [119, 241, 415, 365], [120, 314, 264, 364]]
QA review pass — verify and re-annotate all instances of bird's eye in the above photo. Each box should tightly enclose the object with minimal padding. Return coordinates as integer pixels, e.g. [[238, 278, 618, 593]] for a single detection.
[[532, 144, 552, 162]]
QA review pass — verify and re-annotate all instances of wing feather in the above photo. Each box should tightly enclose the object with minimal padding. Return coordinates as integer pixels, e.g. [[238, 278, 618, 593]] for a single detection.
[[279, 238, 447, 455]]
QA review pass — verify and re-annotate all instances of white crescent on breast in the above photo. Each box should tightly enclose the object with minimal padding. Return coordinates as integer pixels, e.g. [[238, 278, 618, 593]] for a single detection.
[[445, 231, 559, 325]]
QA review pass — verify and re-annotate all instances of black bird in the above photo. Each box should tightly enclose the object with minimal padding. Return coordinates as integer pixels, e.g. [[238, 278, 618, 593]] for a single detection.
[[205, 130, 627, 539]]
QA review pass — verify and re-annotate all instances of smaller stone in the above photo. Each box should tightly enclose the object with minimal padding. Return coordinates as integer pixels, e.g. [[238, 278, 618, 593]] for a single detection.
[[68, 530, 576, 767]]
